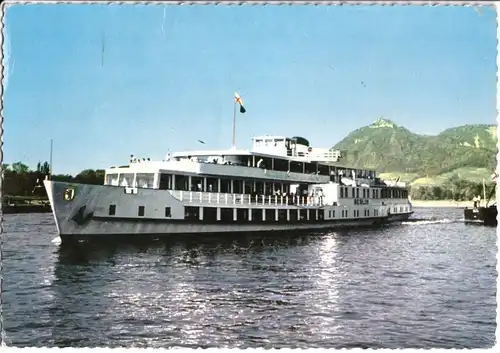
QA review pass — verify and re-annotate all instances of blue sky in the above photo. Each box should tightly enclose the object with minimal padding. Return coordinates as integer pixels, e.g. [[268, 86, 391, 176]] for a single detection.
[[3, 4, 497, 175]]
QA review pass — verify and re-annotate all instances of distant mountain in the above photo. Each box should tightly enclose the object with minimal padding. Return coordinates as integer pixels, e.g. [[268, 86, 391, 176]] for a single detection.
[[332, 118, 497, 184]]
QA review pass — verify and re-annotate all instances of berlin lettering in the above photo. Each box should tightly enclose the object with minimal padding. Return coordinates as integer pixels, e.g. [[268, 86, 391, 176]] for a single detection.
[[354, 198, 369, 205]]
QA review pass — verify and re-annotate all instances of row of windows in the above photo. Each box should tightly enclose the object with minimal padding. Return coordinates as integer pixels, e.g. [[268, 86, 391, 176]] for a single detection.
[[106, 205, 394, 221], [108, 205, 173, 218], [339, 186, 408, 199], [160, 174, 303, 195], [392, 206, 410, 213], [175, 153, 375, 179]]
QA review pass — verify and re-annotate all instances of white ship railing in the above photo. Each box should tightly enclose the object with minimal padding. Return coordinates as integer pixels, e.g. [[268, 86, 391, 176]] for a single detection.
[[168, 190, 325, 207]]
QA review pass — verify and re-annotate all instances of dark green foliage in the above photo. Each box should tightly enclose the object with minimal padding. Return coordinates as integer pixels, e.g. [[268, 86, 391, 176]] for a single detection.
[[333, 118, 497, 174], [410, 181, 492, 202], [333, 119, 497, 200], [3, 161, 105, 197]]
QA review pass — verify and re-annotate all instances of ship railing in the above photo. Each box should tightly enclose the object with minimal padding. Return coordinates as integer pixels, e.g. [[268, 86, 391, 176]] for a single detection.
[[169, 190, 325, 207]]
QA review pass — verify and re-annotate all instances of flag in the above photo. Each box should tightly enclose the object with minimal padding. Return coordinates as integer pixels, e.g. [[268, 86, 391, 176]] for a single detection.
[[234, 92, 246, 113]]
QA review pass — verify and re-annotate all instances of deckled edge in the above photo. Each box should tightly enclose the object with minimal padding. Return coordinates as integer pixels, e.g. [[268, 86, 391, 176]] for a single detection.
[[0, 0, 5, 349], [0, 0, 498, 5], [0, 0, 498, 351], [496, 1, 500, 350]]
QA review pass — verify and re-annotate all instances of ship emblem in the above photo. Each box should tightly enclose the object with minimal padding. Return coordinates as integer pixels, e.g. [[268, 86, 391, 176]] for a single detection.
[[63, 188, 75, 201]]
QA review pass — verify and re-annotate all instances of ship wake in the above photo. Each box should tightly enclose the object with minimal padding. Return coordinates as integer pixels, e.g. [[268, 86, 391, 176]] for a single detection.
[[402, 218, 456, 226]]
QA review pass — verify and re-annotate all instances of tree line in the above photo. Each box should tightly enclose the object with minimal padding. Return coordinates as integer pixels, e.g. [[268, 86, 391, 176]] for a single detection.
[[409, 178, 495, 202], [2, 161, 104, 197], [1, 160, 494, 201]]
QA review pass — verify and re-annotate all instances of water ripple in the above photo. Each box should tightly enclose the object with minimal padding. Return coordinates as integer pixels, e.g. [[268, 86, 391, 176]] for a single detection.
[[2, 208, 497, 348]]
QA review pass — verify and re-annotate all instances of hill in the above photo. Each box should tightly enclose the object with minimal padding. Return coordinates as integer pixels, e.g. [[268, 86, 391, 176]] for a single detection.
[[332, 118, 497, 186]]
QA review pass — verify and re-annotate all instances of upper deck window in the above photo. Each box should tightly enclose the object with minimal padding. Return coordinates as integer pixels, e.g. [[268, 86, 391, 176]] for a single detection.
[[105, 174, 120, 186], [135, 173, 155, 188], [118, 173, 134, 187]]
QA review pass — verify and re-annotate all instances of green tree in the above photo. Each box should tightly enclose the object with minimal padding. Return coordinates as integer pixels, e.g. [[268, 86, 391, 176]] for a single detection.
[[11, 162, 30, 174]]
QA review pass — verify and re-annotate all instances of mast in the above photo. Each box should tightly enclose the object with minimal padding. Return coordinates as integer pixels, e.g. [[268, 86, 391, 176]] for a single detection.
[[232, 99, 236, 149], [49, 138, 53, 180]]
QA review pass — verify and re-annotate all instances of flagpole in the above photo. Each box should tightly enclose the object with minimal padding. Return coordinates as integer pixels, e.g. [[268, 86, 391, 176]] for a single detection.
[[232, 99, 237, 149], [49, 138, 53, 180]]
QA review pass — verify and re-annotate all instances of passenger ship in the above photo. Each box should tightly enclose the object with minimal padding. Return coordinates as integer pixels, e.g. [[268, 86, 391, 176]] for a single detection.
[[44, 135, 413, 243]]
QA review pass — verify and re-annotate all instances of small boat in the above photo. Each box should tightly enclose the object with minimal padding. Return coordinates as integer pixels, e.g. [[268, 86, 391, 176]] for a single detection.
[[464, 178, 497, 227]]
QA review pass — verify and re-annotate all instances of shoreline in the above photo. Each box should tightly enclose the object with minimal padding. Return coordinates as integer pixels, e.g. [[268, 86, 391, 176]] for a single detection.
[[410, 200, 489, 208]]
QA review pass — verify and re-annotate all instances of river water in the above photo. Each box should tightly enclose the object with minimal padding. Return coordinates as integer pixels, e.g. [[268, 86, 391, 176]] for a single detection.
[[1, 208, 497, 348]]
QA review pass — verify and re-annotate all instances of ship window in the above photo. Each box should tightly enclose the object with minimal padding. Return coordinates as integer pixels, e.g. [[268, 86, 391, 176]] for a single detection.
[[290, 161, 304, 173], [159, 174, 173, 190], [220, 178, 231, 193], [138, 206, 145, 217], [255, 181, 264, 194], [204, 207, 217, 223], [332, 210, 335, 218], [289, 209, 298, 222], [305, 163, 317, 174], [191, 176, 204, 191], [165, 207, 171, 217], [233, 179, 243, 194], [251, 209, 261, 222], [351, 188, 355, 198], [220, 208, 234, 222], [318, 164, 329, 175], [135, 173, 155, 188], [278, 209, 287, 222], [105, 174, 120, 186], [118, 173, 134, 187], [185, 206, 200, 221], [206, 177, 219, 192], [318, 210, 324, 220], [273, 158, 289, 172], [265, 209, 275, 222], [174, 175, 189, 191], [340, 187, 344, 198], [237, 208, 249, 221], [109, 204, 116, 215], [356, 188, 359, 198], [299, 209, 307, 221], [244, 180, 253, 194]]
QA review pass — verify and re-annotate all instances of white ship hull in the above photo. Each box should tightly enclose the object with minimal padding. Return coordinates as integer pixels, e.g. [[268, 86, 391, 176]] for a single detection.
[[44, 180, 412, 243]]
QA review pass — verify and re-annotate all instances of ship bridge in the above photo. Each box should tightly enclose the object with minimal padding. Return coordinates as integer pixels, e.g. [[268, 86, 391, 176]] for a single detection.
[[250, 135, 342, 163]]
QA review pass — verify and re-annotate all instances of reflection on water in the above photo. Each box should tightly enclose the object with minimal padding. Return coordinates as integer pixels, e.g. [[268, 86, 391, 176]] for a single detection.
[[2, 209, 497, 348]]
